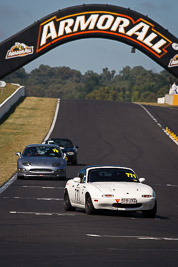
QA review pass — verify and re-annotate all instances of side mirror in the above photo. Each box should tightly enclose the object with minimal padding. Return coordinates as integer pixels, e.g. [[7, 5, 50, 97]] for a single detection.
[[73, 177, 81, 183], [15, 152, 21, 157], [139, 178, 146, 183]]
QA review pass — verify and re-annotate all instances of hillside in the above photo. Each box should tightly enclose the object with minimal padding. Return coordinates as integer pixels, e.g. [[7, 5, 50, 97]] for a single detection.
[[4, 65, 177, 102]]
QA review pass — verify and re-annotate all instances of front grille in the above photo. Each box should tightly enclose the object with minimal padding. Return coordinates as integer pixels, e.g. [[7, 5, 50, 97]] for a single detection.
[[113, 203, 142, 208], [30, 169, 53, 173]]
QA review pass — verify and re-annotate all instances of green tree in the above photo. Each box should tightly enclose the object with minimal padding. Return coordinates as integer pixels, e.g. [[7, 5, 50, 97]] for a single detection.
[[5, 67, 29, 84], [87, 86, 119, 101], [139, 91, 156, 102], [4, 64, 176, 103]]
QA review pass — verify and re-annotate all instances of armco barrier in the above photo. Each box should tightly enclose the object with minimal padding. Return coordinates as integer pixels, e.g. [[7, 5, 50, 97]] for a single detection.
[[0, 85, 26, 120]]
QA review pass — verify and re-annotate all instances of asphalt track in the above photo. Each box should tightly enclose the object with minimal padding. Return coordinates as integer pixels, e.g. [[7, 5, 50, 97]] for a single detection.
[[143, 104, 178, 134], [1, 99, 178, 267]]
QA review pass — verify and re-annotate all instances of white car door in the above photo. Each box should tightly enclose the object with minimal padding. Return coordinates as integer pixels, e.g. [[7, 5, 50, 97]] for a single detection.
[[69, 180, 79, 204], [70, 181, 86, 206], [70, 174, 86, 206], [69, 180, 84, 205], [76, 183, 86, 205]]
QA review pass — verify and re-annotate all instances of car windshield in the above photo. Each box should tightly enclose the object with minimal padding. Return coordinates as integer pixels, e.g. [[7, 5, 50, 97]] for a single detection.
[[51, 139, 73, 148], [88, 168, 139, 183], [23, 146, 62, 158]]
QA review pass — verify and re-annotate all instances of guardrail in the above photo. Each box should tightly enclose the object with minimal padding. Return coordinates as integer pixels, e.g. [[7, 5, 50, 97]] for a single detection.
[[0, 85, 26, 120]]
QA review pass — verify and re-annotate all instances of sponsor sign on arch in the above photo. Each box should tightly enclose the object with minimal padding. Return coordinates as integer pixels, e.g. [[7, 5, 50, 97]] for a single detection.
[[0, 4, 178, 78]]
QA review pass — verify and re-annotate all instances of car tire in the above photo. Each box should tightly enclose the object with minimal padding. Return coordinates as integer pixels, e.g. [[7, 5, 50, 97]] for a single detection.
[[59, 176, 66, 181], [17, 175, 23, 179], [72, 159, 77, 165], [142, 201, 157, 218], [85, 194, 95, 215], [63, 190, 75, 211]]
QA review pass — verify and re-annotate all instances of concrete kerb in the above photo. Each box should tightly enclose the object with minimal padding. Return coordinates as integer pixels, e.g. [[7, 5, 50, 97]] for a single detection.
[[0, 173, 17, 194], [42, 98, 60, 143]]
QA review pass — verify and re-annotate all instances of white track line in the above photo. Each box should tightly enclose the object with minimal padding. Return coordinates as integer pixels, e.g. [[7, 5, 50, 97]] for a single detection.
[[43, 98, 60, 142], [107, 248, 178, 252], [3, 196, 62, 201], [10, 211, 75, 216], [154, 183, 178, 188], [22, 185, 64, 189], [137, 104, 178, 146], [0, 173, 17, 194], [86, 234, 178, 241]]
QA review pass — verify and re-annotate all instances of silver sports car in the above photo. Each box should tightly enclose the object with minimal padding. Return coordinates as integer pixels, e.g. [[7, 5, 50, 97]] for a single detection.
[[15, 144, 67, 179]]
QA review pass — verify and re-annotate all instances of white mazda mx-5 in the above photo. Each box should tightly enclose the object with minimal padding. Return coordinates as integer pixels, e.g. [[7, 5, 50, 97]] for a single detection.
[[64, 166, 157, 218]]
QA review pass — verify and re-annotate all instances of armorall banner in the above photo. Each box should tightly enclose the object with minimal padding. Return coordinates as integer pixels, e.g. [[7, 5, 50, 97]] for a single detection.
[[0, 4, 178, 78]]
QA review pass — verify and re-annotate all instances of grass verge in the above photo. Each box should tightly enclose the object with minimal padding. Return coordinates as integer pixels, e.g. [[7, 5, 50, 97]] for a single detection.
[[0, 97, 57, 187], [0, 83, 19, 104]]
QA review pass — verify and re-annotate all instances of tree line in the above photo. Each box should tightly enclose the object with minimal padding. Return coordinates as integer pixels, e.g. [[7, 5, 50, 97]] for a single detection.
[[4, 65, 178, 102]]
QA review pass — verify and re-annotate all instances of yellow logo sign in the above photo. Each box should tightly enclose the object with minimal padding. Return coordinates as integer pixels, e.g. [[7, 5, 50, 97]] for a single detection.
[[6, 42, 34, 59]]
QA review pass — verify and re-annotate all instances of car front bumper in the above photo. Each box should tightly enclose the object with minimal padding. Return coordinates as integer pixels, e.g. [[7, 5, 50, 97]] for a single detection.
[[17, 167, 66, 178], [91, 197, 156, 211], [66, 154, 77, 163]]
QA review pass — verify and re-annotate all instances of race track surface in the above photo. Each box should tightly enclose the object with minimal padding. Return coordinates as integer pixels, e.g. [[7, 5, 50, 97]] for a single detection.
[[0, 99, 178, 267], [143, 104, 178, 134]]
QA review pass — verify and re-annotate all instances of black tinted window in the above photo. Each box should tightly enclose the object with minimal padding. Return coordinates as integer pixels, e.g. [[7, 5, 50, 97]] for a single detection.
[[23, 146, 62, 158], [52, 139, 73, 148]]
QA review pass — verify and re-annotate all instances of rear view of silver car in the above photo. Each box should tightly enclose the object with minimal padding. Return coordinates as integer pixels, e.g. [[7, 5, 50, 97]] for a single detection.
[[15, 144, 67, 180]]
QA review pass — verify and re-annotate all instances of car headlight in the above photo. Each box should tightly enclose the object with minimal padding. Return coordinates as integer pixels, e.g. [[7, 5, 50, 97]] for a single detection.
[[22, 162, 31, 166], [102, 194, 114, 198], [67, 152, 74, 156], [52, 162, 61, 167], [18, 168, 26, 171]]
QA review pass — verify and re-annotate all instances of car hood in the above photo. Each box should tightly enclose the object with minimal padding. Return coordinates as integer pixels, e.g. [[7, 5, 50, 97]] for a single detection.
[[91, 182, 152, 195], [19, 156, 62, 165]]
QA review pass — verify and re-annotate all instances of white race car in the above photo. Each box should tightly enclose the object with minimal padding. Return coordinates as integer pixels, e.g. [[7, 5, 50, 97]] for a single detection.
[[64, 166, 157, 218]]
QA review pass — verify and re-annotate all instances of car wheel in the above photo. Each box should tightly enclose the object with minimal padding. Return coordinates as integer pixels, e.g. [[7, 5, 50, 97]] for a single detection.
[[72, 159, 77, 165], [17, 175, 23, 179], [59, 176, 66, 181], [63, 190, 75, 211], [142, 201, 157, 218], [85, 194, 95, 215]]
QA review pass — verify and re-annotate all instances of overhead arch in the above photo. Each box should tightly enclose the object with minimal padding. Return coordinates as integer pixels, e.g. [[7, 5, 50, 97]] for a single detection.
[[0, 4, 178, 78]]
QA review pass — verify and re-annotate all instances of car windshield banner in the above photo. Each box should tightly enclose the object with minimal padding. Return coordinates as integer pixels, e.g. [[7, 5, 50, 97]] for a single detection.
[[0, 4, 178, 78]]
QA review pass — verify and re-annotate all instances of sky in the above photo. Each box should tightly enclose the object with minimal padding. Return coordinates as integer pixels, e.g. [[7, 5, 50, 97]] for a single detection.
[[0, 0, 177, 74]]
